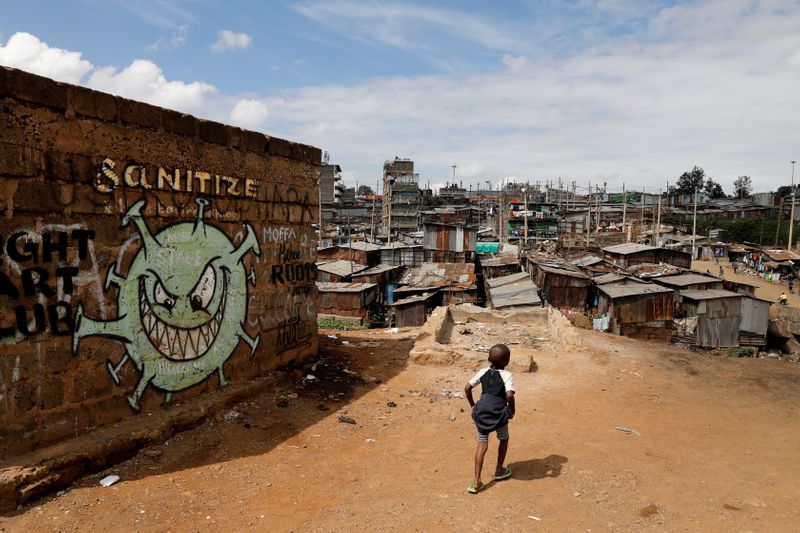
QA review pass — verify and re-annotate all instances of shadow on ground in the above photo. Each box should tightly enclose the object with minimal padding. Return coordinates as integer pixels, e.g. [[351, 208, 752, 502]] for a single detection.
[[507, 454, 568, 480], [7, 332, 414, 514]]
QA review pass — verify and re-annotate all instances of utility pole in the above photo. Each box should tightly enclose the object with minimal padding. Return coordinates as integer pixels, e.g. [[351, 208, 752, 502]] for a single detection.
[[595, 185, 601, 235], [523, 185, 529, 250], [587, 180, 591, 244], [641, 187, 645, 241], [789, 161, 797, 251], [572, 181, 576, 211], [692, 187, 698, 259], [656, 190, 662, 247], [622, 183, 627, 242]]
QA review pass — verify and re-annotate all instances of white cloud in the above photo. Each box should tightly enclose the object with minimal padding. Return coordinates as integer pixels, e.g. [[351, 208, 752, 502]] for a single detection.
[[293, 1, 526, 67], [210, 30, 252, 53], [0, 32, 93, 83], [88, 59, 217, 113], [147, 24, 188, 51], [229, 98, 269, 129]]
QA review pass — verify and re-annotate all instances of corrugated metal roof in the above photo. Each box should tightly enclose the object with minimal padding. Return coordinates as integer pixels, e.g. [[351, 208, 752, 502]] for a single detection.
[[654, 274, 721, 287], [338, 242, 382, 251], [599, 284, 674, 298], [489, 278, 541, 309], [398, 262, 477, 289], [392, 292, 436, 306], [593, 273, 645, 285], [486, 272, 529, 288], [379, 243, 423, 250], [571, 255, 605, 266], [316, 281, 377, 293], [680, 289, 743, 301], [316, 260, 369, 277], [602, 243, 658, 255], [393, 285, 439, 294], [350, 264, 404, 277], [538, 264, 590, 279], [762, 249, 800, 262]]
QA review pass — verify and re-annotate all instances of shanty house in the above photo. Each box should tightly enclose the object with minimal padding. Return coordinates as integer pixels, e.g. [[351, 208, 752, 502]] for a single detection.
[[316, 282, 379, 325], [423, 222, 477, 263], [531, 263, 590, 309], [596, 284, 675, 341], [674, 290, 743, 348], [479, 254, 521, 280], [349, 264, 405, 304], [391, 292, 439, 327], [602, 243, 691, 269], [397, 262, 478, 305], [316, 260, 369, 283], [317, 242, 382, 267], [380, 244, 424, 267], [592, 273, 646, 286], [653, 273, 723, 294]]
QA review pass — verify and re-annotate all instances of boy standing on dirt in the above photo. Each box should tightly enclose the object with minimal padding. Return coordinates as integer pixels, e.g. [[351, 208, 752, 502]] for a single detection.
[[464, 344, 516, 493]]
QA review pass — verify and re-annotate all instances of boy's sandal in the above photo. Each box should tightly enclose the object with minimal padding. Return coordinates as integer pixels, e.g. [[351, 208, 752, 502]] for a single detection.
[[467, 481, 484, 494], [494, 467, 512, 481]]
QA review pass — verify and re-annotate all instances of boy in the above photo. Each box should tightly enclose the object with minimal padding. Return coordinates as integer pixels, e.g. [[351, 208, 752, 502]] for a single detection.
[[464, 343, 516, 493]]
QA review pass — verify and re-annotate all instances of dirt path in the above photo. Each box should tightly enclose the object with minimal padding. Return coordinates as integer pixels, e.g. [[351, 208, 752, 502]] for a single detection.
[[2, 327, 800, 531], [692, 258, 798, 306]]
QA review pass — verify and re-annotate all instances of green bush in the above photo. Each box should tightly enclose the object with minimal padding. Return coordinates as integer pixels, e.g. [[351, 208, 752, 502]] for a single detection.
[[725, 346, 757, 358]]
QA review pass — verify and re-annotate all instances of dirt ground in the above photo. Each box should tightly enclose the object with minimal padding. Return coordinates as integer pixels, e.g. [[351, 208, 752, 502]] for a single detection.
[[692, 258, 799, 307], [2, 323, 800, 532]]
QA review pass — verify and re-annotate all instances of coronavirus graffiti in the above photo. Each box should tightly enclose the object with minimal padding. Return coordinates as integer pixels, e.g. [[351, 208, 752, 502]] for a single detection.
[[72, 197, 261, 410]]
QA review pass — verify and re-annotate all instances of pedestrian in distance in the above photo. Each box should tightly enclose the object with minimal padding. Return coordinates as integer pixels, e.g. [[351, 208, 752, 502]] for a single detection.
[[464, 344, 516, 494]]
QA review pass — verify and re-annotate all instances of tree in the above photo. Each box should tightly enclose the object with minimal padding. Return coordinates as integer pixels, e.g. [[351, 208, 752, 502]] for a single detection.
[[776, 185, 792, 197], [356, 185, 374, 197], [674, 166, 706, 195], [733, 176, 752, 199], [704, 178, 726, 199]]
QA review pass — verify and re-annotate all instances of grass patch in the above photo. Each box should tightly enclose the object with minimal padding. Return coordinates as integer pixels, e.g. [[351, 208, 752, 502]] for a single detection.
[[725, 346, 758, 358], [318, 317, 368, 331]]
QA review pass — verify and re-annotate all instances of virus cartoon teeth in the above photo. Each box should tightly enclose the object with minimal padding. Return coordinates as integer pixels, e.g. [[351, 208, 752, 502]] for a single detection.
[[73, 197, 260, 410]]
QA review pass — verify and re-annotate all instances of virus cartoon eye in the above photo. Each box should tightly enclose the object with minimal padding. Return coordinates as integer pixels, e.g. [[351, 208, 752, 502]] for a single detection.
[[190, 263, 216, 312], [153, 280, 176, 310]]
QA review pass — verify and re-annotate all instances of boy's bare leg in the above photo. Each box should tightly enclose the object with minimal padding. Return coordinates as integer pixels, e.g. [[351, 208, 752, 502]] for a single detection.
[[495, 438, 509, 476], [473, 442, 489, 486]]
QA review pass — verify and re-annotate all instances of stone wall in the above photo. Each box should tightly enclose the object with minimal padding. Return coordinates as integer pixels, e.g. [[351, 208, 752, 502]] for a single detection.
[[0, 67, 320, 458]]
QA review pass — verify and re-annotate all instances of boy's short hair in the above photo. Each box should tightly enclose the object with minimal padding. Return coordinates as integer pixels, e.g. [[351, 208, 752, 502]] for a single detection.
[[488, 344, 511, 368]]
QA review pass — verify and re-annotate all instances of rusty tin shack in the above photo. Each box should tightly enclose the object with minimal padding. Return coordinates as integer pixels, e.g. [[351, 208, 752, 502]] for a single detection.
[[602, 243, 691, 269], [316, 282, 379, 325], [349, 264, 405, 304], [675, 289, 743, 348], [317, 242, 383, 267], [479, 254, 521, 280], [531, 263, 591, 309], [597, 284, 675, 341], [738, 295, 770, 347], [423, 222, 478, 263], [397, 262, 478, 305], [391, 292, 439, 327], [653, 273, 724, 297]]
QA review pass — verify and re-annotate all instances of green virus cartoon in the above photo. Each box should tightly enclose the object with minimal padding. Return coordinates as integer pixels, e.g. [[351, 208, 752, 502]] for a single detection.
[[73, 197, 260, 410]]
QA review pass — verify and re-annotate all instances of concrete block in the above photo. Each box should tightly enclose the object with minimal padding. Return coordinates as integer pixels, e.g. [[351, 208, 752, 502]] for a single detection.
[[197, 119, 228, 145], [118, 98, 162, 130], [0, 142, 43, 177], [163, 109, 197, 137], [0, 67, 67, 111], [68, 86, 118, 122]]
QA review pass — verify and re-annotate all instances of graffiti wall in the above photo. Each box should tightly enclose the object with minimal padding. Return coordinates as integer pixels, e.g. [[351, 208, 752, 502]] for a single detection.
[[0, 66, 320, 458]]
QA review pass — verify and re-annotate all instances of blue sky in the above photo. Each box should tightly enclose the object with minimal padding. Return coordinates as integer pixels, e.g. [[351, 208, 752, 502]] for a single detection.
[[2, 0, 800, 193]]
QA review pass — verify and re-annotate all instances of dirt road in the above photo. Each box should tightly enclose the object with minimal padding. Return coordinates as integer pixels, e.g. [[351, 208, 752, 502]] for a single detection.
[[2, 327, 800, 531]]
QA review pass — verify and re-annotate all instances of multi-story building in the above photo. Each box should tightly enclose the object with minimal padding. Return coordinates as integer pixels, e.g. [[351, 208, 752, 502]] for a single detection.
[[382, 157, 420, 234], [318, 152, 343, 205]]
